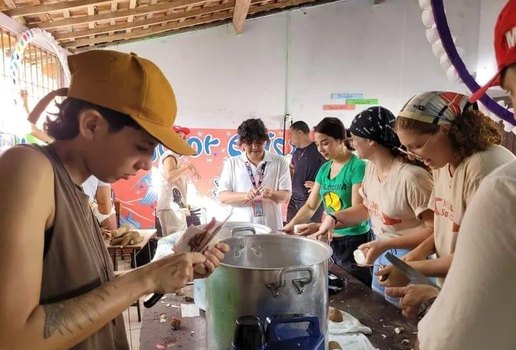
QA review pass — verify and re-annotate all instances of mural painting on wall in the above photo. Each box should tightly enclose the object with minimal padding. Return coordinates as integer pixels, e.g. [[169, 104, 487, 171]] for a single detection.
[[112, 128, 293, 229]]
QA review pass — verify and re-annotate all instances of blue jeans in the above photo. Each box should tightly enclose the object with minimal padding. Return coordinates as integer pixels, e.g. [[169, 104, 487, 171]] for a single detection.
[[371, 247, 411, 307]]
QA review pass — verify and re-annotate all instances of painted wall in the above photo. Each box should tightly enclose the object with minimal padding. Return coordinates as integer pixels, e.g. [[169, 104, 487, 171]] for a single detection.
[[110, 0, 481, 128], [112, 128, 291, 228]]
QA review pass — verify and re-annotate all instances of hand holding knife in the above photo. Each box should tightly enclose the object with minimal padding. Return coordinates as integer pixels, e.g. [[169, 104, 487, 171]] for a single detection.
[[143, 210, 233, 308]]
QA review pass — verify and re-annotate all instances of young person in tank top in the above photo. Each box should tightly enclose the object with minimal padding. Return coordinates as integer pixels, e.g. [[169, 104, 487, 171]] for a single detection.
[[283, 117, 372, 285], [0, 50, 229, 350], [316, 107, 434, 305], [376, 91, 514, 288]]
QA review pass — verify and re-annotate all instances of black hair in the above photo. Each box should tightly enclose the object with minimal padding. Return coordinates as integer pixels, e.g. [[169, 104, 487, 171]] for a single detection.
[[314, 117, 346, 140], [45, 97, 141, 140], [290, 120, 310, 134], [237, 118, 269, 144]]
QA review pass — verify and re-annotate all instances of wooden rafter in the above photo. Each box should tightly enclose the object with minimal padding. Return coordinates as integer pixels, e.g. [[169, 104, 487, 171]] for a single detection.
[[5, 0, 113, 17], [2, 0, 16, 9], [35, 0, 207, 30], [126, 0, 137, 33], [54, 1, 236, 40], [63, 10, 232, 48], [1, 0, 330, 50], [63, 0, 314, 49], [232, 0, 250, 34]]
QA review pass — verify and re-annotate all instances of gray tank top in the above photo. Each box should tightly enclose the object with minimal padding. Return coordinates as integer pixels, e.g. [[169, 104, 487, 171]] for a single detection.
[[35, 144, 128, 350]]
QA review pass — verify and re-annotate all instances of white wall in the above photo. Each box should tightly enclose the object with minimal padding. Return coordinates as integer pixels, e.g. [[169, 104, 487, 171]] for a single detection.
[[111, 0, 482, 129], [475, 0, 506, 86]]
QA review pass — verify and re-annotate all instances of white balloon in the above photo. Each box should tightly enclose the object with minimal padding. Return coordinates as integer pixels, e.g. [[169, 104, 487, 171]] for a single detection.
[[426, 26, 439, 44], [419, 0, 431, 10], [440, 54, 452, 70], [422, 9, 435, 28], [432, 39, 445, 57], [503, 120, 513, 132], [488, 113, 501, 123], [446, 66, 461, 84]]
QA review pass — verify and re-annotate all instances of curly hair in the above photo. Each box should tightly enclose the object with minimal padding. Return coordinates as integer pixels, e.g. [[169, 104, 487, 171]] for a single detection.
[[45, 97, 140, 140], [396, 109, 503, 161], [237, 118, 269, 144]]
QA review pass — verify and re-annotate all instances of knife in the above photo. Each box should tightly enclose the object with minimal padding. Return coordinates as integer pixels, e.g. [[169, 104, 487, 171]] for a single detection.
[[384, 253, 441, 290], [144, 210, 233, 308]]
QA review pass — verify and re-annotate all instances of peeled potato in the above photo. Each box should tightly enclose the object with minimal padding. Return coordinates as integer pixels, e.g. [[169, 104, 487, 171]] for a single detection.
[[328, 307, 343, 322], [353, 249, 366, 265], [329, 340, 343, 349]]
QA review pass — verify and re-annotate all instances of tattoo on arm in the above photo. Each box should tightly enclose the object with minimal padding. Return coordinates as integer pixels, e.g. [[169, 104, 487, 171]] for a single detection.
[[42, 284, 118, 339]]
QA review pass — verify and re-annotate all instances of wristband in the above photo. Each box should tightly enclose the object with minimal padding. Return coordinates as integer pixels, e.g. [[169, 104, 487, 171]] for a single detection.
[[328, 213, 338, 224]]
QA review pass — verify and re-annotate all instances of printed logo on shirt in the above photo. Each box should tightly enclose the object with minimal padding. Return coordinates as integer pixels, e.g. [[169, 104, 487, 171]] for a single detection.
[[323, 191, 343, 212], [434, 197, 454, 221], [321, 183, 349, 191], [365, 200, 402, 226]]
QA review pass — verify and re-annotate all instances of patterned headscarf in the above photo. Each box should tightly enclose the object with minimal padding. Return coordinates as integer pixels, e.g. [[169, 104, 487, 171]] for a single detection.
[[398, 91, 477, 125], [349, 106, 401, 149]]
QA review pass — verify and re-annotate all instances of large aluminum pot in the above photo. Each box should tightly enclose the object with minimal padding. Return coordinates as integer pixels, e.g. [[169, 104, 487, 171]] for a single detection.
[[193, 222, 272, 310], [206, 234, 332, 350]]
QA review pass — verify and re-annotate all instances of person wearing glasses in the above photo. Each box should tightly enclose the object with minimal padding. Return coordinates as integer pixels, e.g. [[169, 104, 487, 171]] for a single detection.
[[283, 117, 372, 285], [387, 2, 516, 348], [218, 118, 291, 231], [375, 91, 514, 288], [314, 107, 434, 304]]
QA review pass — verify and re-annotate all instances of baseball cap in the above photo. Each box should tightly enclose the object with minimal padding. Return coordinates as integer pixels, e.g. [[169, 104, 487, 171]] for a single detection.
[[28, 50, 195, 155], [172, 125, 191, 135], [398, 91, 474, 125], [470, 0, 516, 102]]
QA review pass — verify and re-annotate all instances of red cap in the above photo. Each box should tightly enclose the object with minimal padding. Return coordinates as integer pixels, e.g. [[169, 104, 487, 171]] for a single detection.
[[470, 0, 516, 102], [172, 125, 190, 135]]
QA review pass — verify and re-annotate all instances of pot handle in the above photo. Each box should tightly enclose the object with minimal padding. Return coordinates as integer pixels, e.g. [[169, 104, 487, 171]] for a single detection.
[[266, 266, 314, 298], [230, 226, 257, 236]]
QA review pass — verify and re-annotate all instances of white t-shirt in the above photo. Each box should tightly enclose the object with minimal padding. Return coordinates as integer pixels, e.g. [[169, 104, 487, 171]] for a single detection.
[[429, 145, 515, 257], [82, 176, 110, 203], [217, 151, 292, 231], [418, 160, 516, 350], [156, 150, 188, 211], [360, 160, 433, 239]]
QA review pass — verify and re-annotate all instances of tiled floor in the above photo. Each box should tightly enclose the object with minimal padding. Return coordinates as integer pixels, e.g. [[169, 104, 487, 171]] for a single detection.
[[118, 256, 142, 350]]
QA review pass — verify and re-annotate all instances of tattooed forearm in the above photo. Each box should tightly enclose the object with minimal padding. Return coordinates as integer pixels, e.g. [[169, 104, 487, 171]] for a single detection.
[[42, 284, 118, 339]]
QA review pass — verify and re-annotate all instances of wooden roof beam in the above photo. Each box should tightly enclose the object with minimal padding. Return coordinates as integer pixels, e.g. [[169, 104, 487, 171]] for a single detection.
[[4, 0, 114, 17], [2, 0, 16, 9], [63, 11, 232, 48], [35, 0, 206, 30], [55, 2, 236, 40], [232, 0, 251, 34], [64, 0, 313, 49]]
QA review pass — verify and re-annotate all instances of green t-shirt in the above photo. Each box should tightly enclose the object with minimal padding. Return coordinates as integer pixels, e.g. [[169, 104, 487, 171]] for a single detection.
[[315, 154, 370, 236]]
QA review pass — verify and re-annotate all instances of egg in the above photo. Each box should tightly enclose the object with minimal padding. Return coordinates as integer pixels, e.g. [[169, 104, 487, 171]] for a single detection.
[[353, 249, 366, 265]]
